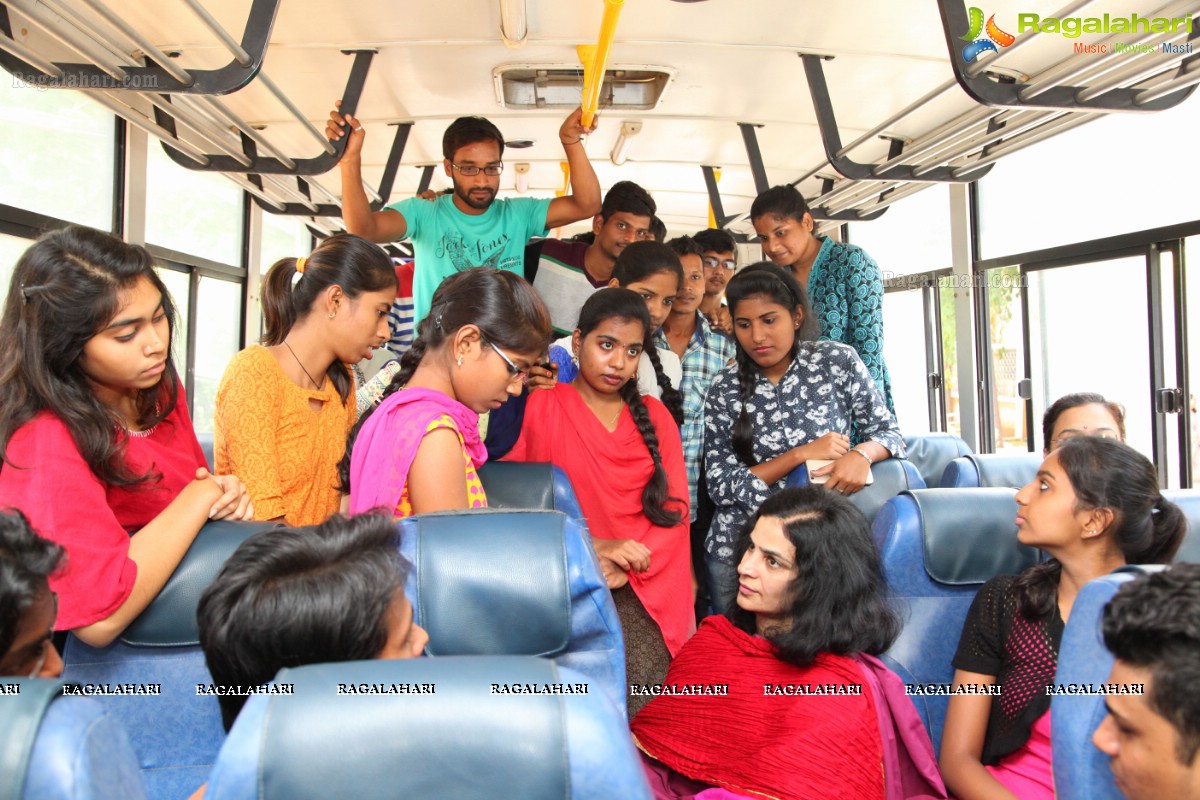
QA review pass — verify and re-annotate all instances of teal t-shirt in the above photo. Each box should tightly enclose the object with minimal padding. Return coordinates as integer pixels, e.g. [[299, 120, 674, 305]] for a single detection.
[[388, 194, 552, 324]]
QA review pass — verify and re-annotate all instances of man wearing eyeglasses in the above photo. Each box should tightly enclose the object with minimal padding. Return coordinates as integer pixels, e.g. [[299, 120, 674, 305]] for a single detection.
[[0, 510, 64, 679], [328, 104, 601, 325], [693, 228, 738, 336]]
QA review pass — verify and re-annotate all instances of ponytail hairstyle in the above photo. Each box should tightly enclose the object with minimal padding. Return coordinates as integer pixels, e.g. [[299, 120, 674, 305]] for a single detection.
[[1041, 392, 1126, 452], [610, 241, 685, 427], [1013, 436, 1187, 618], [724, 262, 820, 466], [577, 289, 685, 528], [339, 268, 551, 491], [0, 225, 180, 486], [260, 233, 397, 404]]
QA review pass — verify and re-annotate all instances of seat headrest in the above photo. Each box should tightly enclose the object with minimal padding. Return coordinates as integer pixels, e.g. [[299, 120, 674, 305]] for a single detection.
[[903, 434, 972, 488], [1162, 489, 1200, 563], [910, 489, 1041, 585], [967, 452, 1042, 490], [120, 519, 281, 647], [788, 459, 925, 523], [477, 461, 556, 510], [0, 678, 65, 797], [258, 657, 570, 800], [398, 510, 572, 657]]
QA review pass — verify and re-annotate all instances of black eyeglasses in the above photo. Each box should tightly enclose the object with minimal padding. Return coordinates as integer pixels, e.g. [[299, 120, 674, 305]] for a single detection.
[[485, 340, 527, 383], [451, 162, 504, 177], [702, 257, 736, 271]]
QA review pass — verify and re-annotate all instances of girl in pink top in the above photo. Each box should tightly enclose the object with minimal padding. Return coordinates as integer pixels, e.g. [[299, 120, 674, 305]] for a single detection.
[[0, 226, 253, 647]]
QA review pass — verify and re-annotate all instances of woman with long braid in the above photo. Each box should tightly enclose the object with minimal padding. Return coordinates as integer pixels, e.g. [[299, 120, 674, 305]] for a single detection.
[[507, 288, 694, 717], [703, 263, 903, 614]]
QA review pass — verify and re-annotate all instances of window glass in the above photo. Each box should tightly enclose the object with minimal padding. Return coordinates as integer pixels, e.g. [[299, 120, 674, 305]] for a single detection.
[[985, 267, 1028, 451], [978, 94, 1200, 258], [882, 287, 932, 435], [0, 81, 114, 229], [0, 232, 33, 301], [1187, 236, 1199, 484], [939, 283, 962, 439], [848, 184, 952, 278], [261, 213, 313, 271], [145, 144, 243, 265], [192, 277, 242, 436], [156, 267, 191, 395]]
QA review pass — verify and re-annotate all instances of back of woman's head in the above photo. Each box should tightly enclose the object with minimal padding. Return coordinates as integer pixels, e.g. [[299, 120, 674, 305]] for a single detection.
[[0, 225, 179, 484], [728, 486, 899, 667], [197, 512, 408, 730], [611, 240, 684, 287], [0, 509, 65, 661], [749, 185, 811, 224], [1013, 437, 1186, 618], [339, 268, 551, 491], [260, 233, 396, 346], [1041, 392, 1126, 451], [578, 288, 685, 528]]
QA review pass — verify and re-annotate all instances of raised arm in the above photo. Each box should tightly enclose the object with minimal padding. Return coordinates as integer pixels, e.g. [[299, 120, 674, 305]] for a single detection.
[[326, 100, 408, 243], [545, 108, 602, 230]]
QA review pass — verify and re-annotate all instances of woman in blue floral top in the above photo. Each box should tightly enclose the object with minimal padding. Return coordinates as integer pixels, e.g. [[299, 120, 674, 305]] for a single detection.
[[702, 263, 903, 613], [751, 185, 893, 411]]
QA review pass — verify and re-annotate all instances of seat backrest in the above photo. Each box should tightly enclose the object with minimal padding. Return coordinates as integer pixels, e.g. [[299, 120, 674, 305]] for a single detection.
[[477, 461, 586, 526], [873, 488, 1041, 752], [1162, 488, 1200, 563], [61, 519, 278, 800], [196, 434, 214, 471], [0, 678, 146, 800], [787, 458, 926, 524], [903, 434, 972, 488], [397, 509, 625, 713], [1052, 566, 1163, 800], [941, 452, 1042, 490], [203, 656, 652, 800]]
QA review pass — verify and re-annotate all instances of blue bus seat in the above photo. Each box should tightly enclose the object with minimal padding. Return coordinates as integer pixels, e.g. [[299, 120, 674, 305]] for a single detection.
[[195, 434, 214, 471], [397, 510, 625, 714], [1052, 566, 1164, 800], [787, 458, 926, 524], [873, 488, 1041, 752], [60, 519, 279, 800], [941, 452, 1043, 489], [476, 461, 586, 527], [1, 678, 146, 800], [202, 656, 652, 800], [1162, 489, 1200, 563], [903, 434, 972, 488]]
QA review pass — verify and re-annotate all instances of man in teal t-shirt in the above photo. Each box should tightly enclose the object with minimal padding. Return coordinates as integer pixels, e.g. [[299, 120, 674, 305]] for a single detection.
[[328, 104, 601, 324]]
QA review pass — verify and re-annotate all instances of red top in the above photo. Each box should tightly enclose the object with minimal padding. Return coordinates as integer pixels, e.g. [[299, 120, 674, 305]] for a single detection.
[[0, 393, 207, 630], [633, 615, 885, 800], [506, 383, 694, 656]]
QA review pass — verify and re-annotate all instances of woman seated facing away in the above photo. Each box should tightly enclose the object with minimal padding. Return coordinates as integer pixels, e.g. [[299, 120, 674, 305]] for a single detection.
[[215, 234, 397, 526], [507, 288, 694, 717], [344, 268, 551, 517], [0, 510, 65, 678], [1042, 391, 1125, 454], [703, 262, 903, 614], [940, 437, 1186, 800], [632, 487, 946, 800], [0, 227, 252, 648]]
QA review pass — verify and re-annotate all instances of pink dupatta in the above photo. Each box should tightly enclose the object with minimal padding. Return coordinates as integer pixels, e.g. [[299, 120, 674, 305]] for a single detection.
[[349, 386, 487, 515]]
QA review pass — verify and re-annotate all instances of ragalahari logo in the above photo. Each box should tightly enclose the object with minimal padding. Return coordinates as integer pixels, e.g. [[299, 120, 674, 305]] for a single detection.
[[961, 7, 1016, 61]]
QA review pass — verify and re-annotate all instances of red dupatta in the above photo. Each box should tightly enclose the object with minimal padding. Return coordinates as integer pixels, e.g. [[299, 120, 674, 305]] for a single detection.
[[632, 616, 886, 800], [506, 383, 694, 656]]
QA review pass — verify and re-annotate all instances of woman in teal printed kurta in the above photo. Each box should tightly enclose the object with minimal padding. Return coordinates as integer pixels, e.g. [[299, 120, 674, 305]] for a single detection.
[[749, 184, 893, 411]]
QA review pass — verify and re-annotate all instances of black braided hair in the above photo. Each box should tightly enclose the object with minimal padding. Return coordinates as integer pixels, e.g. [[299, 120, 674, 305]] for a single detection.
[[642, 343, 684, 427], [577, 288, 685, 527], [338, 268, 551, 493], [725, 263, 816, 467]]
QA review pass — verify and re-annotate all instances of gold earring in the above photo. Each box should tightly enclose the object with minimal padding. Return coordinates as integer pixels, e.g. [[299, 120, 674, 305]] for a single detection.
[[328, 311, 336, 319]]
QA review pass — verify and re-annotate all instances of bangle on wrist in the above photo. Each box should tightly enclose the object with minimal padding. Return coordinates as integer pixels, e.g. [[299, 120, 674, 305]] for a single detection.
[[560, 136, 582, 145], [850, 447, 873, 465]]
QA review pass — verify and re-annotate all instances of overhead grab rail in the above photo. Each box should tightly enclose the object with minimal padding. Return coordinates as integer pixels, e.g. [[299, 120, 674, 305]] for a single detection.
[[157, 50, 377, 175], [936, 0, 1200, 111], [0, 0, 281, 94]]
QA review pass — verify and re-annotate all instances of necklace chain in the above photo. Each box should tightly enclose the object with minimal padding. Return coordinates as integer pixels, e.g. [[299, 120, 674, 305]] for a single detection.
[[283, 340, 323, 389]]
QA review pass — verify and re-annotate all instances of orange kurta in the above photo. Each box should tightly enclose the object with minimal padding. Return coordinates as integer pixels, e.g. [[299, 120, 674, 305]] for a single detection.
[[215, 345, 355, 526]]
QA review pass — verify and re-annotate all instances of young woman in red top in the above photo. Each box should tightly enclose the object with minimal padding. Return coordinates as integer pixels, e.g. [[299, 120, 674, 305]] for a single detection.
[[0, 226, 252, 647]]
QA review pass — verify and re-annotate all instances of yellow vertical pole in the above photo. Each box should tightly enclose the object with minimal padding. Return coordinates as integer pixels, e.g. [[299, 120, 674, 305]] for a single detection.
[[578, 0, 625, 127], [707, 168, 721, 229]]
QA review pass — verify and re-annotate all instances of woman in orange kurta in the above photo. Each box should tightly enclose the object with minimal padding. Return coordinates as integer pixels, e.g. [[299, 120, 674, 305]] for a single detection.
[[215, 234, 396, 525]]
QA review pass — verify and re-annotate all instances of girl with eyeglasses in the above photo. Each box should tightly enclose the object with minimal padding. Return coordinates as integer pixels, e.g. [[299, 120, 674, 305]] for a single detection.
[[342, 268, 551, 518], [0, 226, 253, 648], [507, 288, 694, 717], [215, 234, 397, 526], [751, 185, 894, 411]]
